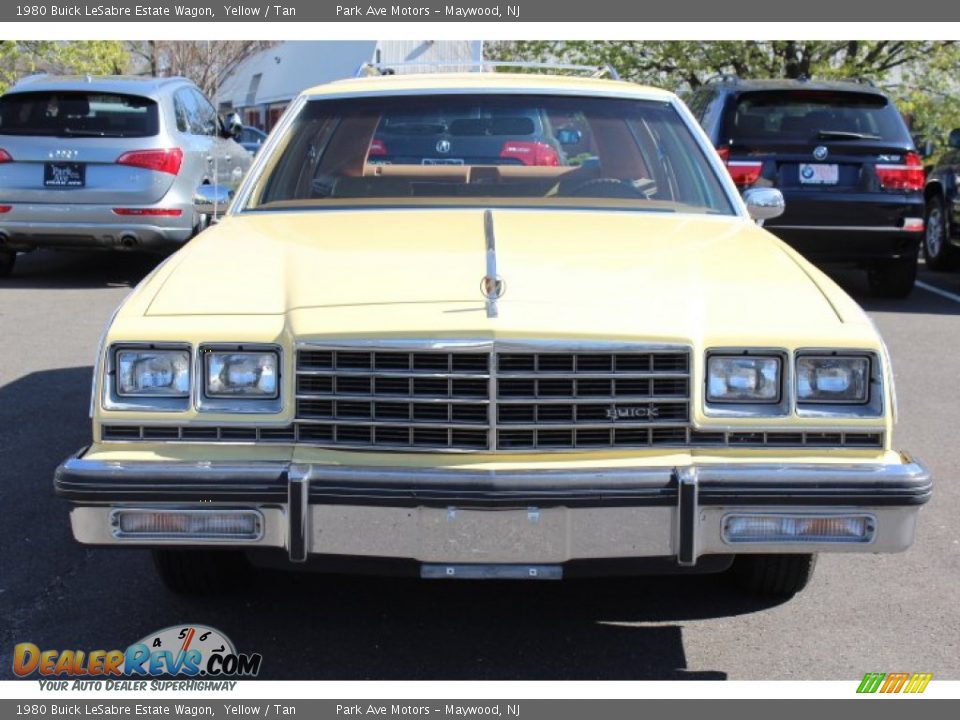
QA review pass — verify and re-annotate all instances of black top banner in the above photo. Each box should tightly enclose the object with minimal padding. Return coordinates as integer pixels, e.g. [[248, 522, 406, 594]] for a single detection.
[[3, 0, 959, 22]]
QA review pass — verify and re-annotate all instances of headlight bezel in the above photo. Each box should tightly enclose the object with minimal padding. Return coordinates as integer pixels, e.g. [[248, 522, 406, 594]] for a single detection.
[[794, 349, 883, 418], [104, 342, 193, 412], [704, 348, 791, 417], [196, 343, 284, 414]]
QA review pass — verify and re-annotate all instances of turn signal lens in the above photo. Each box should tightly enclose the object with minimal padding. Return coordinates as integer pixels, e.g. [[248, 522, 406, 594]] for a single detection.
[[112, 509, 262, 540], [723, 514, 875, 543]]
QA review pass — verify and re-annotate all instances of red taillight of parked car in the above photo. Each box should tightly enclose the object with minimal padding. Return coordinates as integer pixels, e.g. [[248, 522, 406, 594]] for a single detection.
[[368, 139, 387, 157], [0, 205, 11, 214], [0, 149, 12, 164], [500, 141, 560, 167], [875, 152, 925, 192], [112, 208, 183, 217], [716, 146, 763, 188], [116, 148, 183, 176]]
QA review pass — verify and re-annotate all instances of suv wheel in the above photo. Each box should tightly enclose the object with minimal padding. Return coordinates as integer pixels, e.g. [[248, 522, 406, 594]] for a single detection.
[[867, 253, 918, 298], [0, 249, 16, 277], [730, 554, 817, 597], [152, 549, 249, 595], [924, 196, 957, 270]]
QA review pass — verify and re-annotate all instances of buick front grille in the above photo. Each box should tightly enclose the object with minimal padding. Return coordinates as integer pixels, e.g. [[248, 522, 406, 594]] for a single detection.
[[292, 345, 691, 451]]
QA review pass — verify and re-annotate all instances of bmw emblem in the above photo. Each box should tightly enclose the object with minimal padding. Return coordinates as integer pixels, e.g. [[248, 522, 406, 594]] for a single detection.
[[436, 139, 451, 154], [813, 145, 829, 161], [801, 165, 815, 180]]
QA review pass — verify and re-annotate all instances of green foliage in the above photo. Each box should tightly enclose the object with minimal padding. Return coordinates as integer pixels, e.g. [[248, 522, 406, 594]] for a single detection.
[[0, 41, 127, 94], [491, 40, 960, 145]]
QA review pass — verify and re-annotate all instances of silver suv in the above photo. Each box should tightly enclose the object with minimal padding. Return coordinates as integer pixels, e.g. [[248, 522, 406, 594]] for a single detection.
[[0, 75, 251, 276]]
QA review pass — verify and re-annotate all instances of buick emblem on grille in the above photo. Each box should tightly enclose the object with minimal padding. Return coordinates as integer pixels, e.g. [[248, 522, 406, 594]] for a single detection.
[[436, 139, 451, 154], [606, 405, 659, 420], [813, 145, 829, 161]]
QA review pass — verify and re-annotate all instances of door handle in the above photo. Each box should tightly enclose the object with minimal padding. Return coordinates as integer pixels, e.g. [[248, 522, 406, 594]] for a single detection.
[[206, 155, 214, 164], [224, 155, 232, 162]]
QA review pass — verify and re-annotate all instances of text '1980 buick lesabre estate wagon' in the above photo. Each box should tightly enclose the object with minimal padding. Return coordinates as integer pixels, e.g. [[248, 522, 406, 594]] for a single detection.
[[55, 64, 932, 597]]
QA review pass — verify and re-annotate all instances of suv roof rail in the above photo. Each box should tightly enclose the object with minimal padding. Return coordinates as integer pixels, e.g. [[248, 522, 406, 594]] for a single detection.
[[705, 73, 740, 85], [355, 60, 621, 81]]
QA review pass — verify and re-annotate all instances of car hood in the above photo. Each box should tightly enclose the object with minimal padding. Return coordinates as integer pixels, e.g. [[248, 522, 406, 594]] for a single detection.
[[140, 209, 869, 342]]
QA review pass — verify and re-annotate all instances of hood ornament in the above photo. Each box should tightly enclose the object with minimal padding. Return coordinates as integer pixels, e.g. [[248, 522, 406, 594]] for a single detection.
[[482, 209, 505, 318]]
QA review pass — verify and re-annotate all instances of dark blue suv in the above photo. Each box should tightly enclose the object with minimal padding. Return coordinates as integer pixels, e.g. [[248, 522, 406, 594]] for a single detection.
[[687, 77, 924, 297]]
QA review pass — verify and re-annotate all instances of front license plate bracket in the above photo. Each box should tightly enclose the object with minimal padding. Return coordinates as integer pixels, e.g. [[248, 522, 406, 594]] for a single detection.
[[421, 564, 563, 580]]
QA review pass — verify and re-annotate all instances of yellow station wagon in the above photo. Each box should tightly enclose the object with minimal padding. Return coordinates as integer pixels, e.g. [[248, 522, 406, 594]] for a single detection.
[[55, 63, 932, 597]]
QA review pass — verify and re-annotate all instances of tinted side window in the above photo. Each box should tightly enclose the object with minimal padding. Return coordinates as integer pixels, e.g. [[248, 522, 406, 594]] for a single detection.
[[173, 90, 191, 133], [191, 90, 218, 137]]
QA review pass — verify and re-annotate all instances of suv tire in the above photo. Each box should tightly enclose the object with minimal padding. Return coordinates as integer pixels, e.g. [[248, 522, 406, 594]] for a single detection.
[[924, 195, 957, 270], [152, 549, 249, 595], [868, 253, 918, 298], [0, 249, 16, 278], [731, 554, 817, 597]]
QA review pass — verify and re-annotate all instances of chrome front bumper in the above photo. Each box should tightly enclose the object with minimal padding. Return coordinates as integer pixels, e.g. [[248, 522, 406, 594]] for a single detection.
[[55, 452, 933, 568]]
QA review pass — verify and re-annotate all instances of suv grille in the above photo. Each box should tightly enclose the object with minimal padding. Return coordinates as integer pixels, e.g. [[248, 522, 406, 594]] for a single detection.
[[294, 345, 691, 451]]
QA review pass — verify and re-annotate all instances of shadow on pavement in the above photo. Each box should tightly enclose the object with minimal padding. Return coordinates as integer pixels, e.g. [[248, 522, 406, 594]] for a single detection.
[[0, 249, 162, 290]]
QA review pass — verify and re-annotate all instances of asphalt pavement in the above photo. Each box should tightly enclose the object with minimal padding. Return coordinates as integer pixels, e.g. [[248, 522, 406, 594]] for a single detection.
[[0, 249, 957, 681]]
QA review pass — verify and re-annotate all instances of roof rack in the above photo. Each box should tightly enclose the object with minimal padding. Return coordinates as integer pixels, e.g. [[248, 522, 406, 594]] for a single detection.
[[355, 60, 620, 81], [704, 74, 740, 85]]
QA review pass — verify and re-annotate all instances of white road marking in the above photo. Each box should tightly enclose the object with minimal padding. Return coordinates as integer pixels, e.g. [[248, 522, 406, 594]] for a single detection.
[[916, 280, 960, 304]]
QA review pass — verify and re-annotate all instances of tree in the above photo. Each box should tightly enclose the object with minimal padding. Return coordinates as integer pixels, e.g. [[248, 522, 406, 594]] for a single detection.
[[490, 41, 960, 144], [0, 41, 126, 94], [126, 41, 275, 101]]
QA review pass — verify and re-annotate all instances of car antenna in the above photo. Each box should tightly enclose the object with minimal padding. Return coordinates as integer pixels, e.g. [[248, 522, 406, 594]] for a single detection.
[[482, 209, 505, 319]]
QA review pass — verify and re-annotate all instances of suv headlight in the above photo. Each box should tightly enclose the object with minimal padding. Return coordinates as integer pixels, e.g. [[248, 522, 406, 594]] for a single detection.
[[707, 355, 781, 403], [205, 351, 279, 398], [797, 355, 869, 404], [116, 349, 191, 397]]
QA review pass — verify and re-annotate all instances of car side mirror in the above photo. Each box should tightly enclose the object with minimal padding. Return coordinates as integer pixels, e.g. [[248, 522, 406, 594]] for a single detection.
[[948, 129, 960, 150], [743, 187, 785, 224], [556, 127, 582, 146], [221, 112, 243, 140], [194, 184, 233, 225]]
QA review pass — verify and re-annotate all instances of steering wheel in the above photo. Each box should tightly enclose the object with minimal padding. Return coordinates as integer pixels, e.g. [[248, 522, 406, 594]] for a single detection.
[[563, 177, 648, 199]]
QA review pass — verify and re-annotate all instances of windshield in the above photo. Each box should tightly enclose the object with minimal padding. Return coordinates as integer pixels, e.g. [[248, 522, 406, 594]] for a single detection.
[[724, 90, 909, 143], [0, 91, 159, 138], [247, 94, 735, 215]]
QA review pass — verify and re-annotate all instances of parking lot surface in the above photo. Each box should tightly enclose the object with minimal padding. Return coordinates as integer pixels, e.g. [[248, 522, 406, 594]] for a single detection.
[[0, 249, 957, 680]]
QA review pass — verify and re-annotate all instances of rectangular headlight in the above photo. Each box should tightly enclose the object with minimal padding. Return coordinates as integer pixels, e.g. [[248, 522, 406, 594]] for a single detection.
[[707, 355, 780, 403], [797, 355, 869, 404], [205, 351, 279, 398], [116, 349, 191, 397]]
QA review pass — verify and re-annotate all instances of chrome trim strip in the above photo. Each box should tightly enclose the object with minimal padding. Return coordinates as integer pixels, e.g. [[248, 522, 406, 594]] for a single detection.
[[483, 208, 501, 319], [768, 225, 917, 232], [296, 339, 692, 353], [59, 456, 930, 489]]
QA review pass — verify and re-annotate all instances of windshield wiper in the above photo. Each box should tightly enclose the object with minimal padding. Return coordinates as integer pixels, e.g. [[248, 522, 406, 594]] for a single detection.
[[817, 130, 882, 141]]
